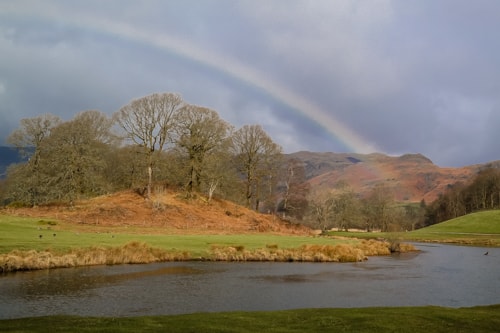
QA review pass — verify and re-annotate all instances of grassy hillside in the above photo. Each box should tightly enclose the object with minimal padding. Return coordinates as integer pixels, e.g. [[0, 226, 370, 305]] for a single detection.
[[414, 210, 500, 235], [405, 210, 500, 245], [330, 210, 500, 246], [3, 190, 312, 234]]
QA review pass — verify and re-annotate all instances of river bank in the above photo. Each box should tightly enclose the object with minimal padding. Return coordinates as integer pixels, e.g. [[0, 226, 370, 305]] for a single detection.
[[1, 239, 416, 273], [1, 305, 499, 333]]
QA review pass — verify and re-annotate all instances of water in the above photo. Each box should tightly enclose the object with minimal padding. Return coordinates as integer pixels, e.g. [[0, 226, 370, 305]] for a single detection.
[[1, 243, 499, 319]]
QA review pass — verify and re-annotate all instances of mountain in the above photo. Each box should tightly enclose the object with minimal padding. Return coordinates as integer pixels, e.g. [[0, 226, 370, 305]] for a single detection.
[[287, 151, 500, 203], [0, 146, 27, 178]]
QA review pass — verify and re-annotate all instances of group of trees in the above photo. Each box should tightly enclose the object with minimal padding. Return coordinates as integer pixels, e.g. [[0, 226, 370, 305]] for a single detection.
[[4, 111, 115, 206], [306, 183, 426, 232], [1, 93, 282, 210], [424, 168, 500, 225]]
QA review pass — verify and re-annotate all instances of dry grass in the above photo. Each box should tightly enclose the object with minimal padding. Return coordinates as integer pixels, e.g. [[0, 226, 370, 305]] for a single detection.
[[356, 239, 392, 256], [0, 242, 190, 273], [0, 238, 417, 272], [8, 190, 311, 235], [208, 239, 415, 262]]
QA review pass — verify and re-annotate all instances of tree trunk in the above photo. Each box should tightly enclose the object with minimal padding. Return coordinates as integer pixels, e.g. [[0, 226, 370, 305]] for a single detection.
[[147, 165, 152, 199]]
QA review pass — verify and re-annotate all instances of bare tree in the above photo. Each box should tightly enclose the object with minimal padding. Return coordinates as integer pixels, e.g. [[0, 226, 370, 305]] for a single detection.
[[307, 190, 335, 231], [201, 142, 235, 202], [7, 114, 61, 205], [362, 184, 395, 232], [278, 158, 310, 220], [332, 188, 361, 231], [114, 92, 184, 198], [174, 105, 232, 194], [231, 125, 282, 210]]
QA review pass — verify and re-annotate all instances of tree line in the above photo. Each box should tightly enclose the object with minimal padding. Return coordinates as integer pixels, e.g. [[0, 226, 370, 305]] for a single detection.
[[1, 93, 282, 211], [304, 182, 427, 232], [304, 166, 500, 232], [424, 167, 500, 225]]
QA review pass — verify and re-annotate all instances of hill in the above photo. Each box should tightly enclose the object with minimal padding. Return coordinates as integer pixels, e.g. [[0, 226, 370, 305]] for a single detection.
[[412, 210, 500, 235], [7, 190, 310, 235], [287, 151, 500, 203], [403, 210, 500, 246]]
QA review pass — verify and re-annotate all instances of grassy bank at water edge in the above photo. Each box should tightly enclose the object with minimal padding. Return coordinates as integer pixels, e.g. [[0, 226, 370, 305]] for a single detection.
[[1, 305, 499, 333], [0, 215, 412, 272]]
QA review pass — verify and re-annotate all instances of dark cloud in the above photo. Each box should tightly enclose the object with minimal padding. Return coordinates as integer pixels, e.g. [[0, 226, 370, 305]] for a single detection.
[[0, 1, 499, 167]]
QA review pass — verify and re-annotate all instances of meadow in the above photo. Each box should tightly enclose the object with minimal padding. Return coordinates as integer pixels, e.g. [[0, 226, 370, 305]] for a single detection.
[[1, 305, 499, 333], [330, 210, 500, 246], [0, 214, 399, 272]]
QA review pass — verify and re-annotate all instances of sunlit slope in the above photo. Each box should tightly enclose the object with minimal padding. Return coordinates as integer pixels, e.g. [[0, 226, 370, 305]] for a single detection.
[[414, 210, 500, 235]]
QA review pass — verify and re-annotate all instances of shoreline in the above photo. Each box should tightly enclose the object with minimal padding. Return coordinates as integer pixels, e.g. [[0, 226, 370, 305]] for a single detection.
[[0, 240, 416, 274], [1, 305, 499, 332]]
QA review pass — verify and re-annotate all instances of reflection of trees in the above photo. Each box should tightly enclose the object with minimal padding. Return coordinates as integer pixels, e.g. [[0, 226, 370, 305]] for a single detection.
[[16, 266, 203, 297], [16, 268, 100, 297]]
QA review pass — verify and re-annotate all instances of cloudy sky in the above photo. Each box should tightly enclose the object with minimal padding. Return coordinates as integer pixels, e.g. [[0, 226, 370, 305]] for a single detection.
[[1, 0, 499, 167]]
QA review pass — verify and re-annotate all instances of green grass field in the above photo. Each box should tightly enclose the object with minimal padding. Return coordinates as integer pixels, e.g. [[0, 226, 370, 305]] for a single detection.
[[331, 210, 500, 246], [0, 215, 353, 256], [1, 305, 499, 333], [413, 210, 500, 234]]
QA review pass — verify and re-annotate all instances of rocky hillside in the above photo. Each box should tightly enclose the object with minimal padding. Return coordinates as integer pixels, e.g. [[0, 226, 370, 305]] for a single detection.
[[287, 151, 500, 203]]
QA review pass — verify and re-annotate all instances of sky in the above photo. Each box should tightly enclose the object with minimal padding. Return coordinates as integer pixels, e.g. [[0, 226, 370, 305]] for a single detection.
[[1, 0, 499, 167]]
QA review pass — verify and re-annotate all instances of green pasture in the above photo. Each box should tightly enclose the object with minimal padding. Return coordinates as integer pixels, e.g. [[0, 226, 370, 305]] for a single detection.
[[1, 305, 499, 333], [414, 210, 500, 234], [331, 210, 500, 246], [0, 215, 352, 256]]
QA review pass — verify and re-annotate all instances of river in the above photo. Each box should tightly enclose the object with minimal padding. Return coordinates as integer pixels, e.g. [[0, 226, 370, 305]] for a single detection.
[[0, 243, 498, 319]]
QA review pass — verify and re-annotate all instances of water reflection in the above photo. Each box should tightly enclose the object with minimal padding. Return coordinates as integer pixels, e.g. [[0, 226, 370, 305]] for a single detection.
[[4, 265, 204, 298], [1, 243, 499, 319]]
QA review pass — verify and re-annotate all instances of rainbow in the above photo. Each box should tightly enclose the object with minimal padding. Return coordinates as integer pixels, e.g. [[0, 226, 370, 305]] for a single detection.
[[3, 4, 379, 154]]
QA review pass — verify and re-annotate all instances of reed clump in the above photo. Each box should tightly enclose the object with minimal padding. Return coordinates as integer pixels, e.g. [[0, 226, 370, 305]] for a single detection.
[[210, 243, 366, 262], [356, 239, 392, 256], [209, 239, 416, 262], [0, 242, 190, 273]]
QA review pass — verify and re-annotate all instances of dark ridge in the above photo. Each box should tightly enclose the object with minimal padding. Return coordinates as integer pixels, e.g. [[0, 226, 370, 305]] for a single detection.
[[398, 153, 433, 164], [346, 156, 362, 164]]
